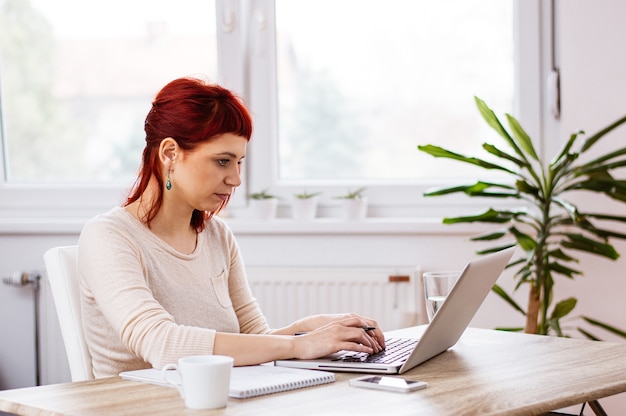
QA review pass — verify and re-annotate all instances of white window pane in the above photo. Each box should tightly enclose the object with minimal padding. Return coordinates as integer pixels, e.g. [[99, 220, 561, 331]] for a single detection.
[[276, 0, 514, 182], [0, 0, 217, 183]]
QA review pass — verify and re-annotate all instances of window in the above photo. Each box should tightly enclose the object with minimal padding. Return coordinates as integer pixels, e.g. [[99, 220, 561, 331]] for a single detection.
[[246, 0, 542, 216], [0, 0, 543, 221], [276, 0, 513, 182], [0, 0, 218, 183]]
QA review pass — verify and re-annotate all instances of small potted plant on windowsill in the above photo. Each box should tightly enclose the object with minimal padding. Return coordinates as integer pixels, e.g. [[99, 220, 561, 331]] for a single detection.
[[335, 187, 368, 220], [292, 190, 322, 221], [248, 189, 280, 220]]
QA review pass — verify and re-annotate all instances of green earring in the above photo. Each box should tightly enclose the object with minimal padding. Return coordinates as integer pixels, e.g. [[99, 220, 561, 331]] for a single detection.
[[166, 170, 172, 190]]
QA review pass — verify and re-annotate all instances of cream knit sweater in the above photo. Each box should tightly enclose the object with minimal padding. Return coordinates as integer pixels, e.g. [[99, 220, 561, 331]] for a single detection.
[[78, 207, 271, 378]]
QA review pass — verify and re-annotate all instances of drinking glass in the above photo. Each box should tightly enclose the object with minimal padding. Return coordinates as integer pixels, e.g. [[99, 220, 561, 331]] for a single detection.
[[423, 271, 460, 322]]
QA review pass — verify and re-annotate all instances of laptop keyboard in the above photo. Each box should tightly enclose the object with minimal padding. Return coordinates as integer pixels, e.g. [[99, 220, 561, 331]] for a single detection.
[[332, 338, 419, 364]]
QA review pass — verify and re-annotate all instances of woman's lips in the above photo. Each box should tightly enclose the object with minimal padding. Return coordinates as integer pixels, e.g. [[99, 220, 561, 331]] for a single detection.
[[215, 193, 230, 201]]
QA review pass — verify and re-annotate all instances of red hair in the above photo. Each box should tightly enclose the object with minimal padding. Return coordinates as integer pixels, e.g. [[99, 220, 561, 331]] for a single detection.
[[125, 77, 253, 231]]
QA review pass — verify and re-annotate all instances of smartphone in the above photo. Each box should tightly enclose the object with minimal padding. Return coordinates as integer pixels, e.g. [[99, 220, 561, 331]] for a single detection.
[[349, 375, 428, 393]]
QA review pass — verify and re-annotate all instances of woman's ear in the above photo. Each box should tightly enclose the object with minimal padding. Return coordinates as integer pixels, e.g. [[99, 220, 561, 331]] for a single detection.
[[159, 138, 178, 169]]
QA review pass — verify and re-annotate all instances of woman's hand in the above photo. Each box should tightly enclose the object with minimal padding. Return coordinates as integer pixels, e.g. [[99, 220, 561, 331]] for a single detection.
[[293, 313, 384, 341], [216, 314, 385, 366], [290, 314, 385, 360]]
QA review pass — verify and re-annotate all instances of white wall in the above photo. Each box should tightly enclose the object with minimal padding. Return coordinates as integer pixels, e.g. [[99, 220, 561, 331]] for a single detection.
[[2, 0, 626, 412], [0, 233, 78, 389]]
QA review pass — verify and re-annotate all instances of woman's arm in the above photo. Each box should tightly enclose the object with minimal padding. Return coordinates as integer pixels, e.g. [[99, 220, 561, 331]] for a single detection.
[[214, 315, 384, 366], [271, 313, 385, 348]]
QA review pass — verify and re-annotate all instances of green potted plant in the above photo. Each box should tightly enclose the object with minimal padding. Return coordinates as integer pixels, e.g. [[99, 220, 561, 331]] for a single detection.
[[418, 96, 626, 339], [335, 187, 368, 220], [292, 190, 322, 221], [248, 189, 280, 220]]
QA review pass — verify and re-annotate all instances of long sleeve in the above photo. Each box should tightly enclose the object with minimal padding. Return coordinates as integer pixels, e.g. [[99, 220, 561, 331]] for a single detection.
[[78, 207, 270, 377]]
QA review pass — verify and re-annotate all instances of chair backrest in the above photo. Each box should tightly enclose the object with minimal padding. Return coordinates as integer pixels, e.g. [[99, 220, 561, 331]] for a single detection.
[[44, 245, 94, 381]]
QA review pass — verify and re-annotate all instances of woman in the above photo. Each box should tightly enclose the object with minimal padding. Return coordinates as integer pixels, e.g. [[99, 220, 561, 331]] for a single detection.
[[78, 77, 384, 378]]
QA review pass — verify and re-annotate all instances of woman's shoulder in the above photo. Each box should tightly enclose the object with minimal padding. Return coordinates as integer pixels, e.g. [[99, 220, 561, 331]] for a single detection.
[[78, 207, 144, 260], [81, 206, 143, 239], [84, 206, 133, 228]]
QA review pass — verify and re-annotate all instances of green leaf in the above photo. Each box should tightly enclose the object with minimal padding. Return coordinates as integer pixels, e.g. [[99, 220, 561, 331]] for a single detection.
[[417, 145, 517, 174], [423, 182, 519, 198], [550, 152, 579, 185], [513, 266, 533, 288], [582, 316, 626, 338], [295, 190, 322, 199], [576, 158, 626, 176], [548, 248, 577, 263], [494, 327, 525, 332], [509, 226, 536, 251], [568, 176, 626, 193], [547, 318, 564, 337], [474, 97, 513, 141], [561, 234, 620, 260], [552, 197, 582, 223], [482, 143, 526, 167], [585, 212, 626, 223], [248, 189, 278, 199], [550, 298, 577, 320], [580, 114, 626, 152], [491, 284, 526, 315], [550, 131, 583, 166], [566, 177, 626, 204], [577, 327, 601, 341], [465, 182, 517, 196], [547, 261, 582, 278], [506, 113, 539, 160], [515, 180, 540, 198], [470, 230, 508, 241], [423, 184, 477, 197], [335, 187, 367, 199], [508, 257, 527, 269], [575, 220, 626, 241], [442, 208, 515, 224], [474, 97, 528, 159], [476, 242, 518, 255]]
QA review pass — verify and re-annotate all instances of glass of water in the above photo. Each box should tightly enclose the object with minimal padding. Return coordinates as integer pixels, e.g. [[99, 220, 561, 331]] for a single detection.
[[423, 271, 460, 322]]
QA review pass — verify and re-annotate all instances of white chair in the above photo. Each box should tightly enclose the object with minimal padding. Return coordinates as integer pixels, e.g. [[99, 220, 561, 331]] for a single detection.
[[44, 245, 94, 381]]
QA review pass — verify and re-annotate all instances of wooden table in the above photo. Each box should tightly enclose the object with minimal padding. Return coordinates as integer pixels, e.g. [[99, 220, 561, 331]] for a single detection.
[[1, 327, 626, 415]]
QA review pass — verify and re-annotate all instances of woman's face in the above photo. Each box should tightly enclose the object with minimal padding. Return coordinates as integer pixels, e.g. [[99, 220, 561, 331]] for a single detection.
[[169, 133, 247, 213]]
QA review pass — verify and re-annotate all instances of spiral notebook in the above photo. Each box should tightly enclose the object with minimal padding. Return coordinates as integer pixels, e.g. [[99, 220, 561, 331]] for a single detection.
[[120, 364, 335, 399]]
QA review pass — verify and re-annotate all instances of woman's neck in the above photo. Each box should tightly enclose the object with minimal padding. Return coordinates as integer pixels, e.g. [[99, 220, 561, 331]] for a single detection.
[[126, 181, 198, 254]]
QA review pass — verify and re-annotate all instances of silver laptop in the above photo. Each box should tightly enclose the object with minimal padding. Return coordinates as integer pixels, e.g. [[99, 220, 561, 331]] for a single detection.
[[275, 246, 515, 374]]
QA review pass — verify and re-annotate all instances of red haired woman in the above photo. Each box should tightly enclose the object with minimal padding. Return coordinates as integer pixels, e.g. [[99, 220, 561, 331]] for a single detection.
[[77, 77, 384, 378]]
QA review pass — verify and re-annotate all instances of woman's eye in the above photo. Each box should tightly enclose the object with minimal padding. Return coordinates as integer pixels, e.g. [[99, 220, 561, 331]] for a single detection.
[[217, 159, 228, 167]]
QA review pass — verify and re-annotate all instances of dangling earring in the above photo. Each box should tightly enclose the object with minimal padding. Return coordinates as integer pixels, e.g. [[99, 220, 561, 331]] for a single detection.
[[166, 169, 172, 190]]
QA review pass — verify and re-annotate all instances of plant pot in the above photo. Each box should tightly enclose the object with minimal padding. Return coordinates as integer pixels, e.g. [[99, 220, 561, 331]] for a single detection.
[[341, 198, 367, 220], [250, 198, 278, 220], [292, 196, 319, 221]]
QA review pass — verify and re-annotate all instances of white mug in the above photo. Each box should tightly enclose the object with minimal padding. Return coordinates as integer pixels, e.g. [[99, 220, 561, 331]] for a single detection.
[[162, 355, 234, 409]]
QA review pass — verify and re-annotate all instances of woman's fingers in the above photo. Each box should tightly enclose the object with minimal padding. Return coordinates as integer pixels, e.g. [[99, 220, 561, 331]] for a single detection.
[[292, 314, 387, 359], [340, 325, 383, 353], [339, 315, 386, 350]]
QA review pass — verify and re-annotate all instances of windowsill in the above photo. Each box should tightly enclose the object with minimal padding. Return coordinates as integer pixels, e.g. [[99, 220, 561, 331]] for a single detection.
[[0, 216, 487, 236], [223, 217, 486, 235]]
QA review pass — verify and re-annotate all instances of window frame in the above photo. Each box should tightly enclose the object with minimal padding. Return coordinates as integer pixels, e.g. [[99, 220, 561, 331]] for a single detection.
[[0, 0, 546, 224]]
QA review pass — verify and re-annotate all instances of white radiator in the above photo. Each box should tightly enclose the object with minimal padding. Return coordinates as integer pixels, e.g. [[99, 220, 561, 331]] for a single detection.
[[246, 266, 425, 331]]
